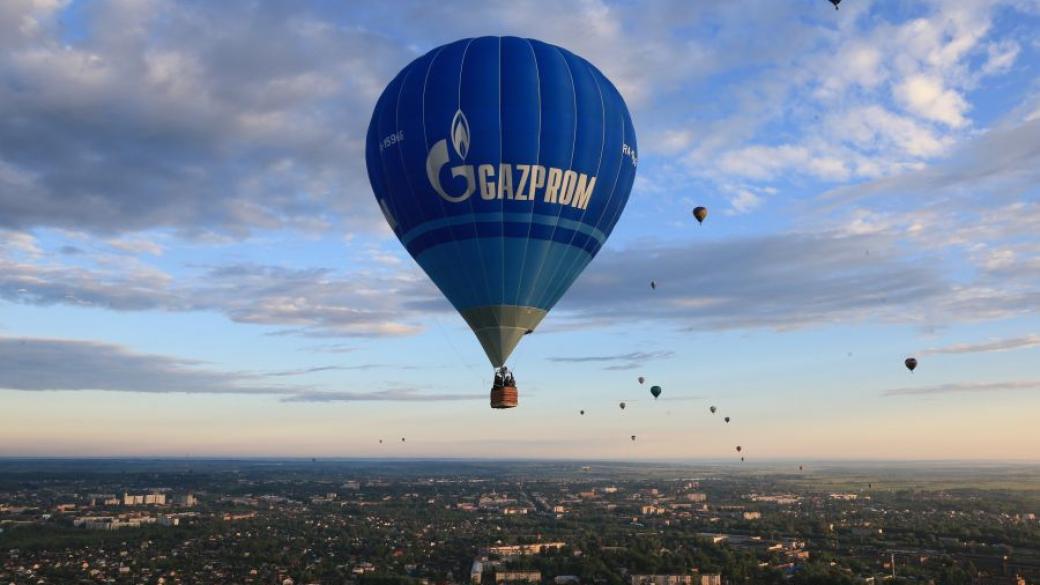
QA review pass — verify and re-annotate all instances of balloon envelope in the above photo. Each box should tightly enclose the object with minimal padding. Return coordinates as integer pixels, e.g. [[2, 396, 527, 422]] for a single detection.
[[905, 357, 918, 371], [650, 385, 662, 399], [367, 37, 638, 367], [693, 206, 707, 224]]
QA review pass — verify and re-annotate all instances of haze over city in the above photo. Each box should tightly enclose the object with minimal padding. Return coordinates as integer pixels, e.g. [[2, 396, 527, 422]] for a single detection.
[[2, 0, 1040, 460]]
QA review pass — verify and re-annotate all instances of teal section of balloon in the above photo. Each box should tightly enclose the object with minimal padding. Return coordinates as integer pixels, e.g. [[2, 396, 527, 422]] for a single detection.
[[366, 36, 637, 314]]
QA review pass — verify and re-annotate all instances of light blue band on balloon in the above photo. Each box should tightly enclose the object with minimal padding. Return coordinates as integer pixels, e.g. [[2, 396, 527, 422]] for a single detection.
[[399, 212, 607, 248]]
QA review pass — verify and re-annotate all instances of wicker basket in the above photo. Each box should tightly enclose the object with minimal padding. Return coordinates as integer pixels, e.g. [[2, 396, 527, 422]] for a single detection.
[[490, 385, 518, 409]]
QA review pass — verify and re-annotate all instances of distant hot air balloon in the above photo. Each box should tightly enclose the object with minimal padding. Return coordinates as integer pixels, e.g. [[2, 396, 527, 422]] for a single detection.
[[799, 465, 804, 471], [650, 280, 656, 290], [631, 435, 636, 442], [724, 416, 730, 423], [367, 37, 637, 411], [401, 437, 406, 443], [741, 456, 745, 462], [379, 439, 383, 444], [829, 0, 841, 9], [638, 376, 645, 384], [650, 385, 662, 399], [905, 357, 918, 372], [736, 445, 742, 453], [580, 410, 585, 416], [710, 406, 717, 414], [619, 402, 626, 410], [692, 206, 708, 224]]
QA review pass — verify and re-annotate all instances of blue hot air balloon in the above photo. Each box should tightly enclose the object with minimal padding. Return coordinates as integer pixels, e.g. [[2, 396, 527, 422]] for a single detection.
[[366, 37, 637, 408]]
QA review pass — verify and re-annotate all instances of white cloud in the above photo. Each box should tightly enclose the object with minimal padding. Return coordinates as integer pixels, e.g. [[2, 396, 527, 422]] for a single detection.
[[884, 379, 1040, 397], [728, 189, 764, 215], [894, 74, 969, 128], [981, 39, 1020, 75], [921, 335, 1040, 356]]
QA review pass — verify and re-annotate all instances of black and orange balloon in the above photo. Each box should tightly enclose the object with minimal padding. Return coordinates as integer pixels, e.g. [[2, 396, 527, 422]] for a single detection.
[[692, 206, 708, 224]]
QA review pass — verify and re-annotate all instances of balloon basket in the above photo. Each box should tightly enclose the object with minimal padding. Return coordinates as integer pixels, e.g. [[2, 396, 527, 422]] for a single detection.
[[490, 385, 518, 409]]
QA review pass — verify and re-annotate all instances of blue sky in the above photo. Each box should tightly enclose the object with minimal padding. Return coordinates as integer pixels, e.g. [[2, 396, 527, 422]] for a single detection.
[[2, 0, 1040, 459]]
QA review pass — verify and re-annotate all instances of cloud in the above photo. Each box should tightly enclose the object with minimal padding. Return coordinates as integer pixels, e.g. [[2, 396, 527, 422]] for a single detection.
[[0, 249, 441, 337], [883, 380, 1040, 397], [281, 389, 484, 403], [678, 0, 1030, 198], [825, 117, 1040, 205], [558, 231, 948, 331], [547, 350, 674, 371], [0, 336, 290, 394], [266, 364, 419, 376], [921, 335, 1040, 356], [894, 74, 969, 128], [0, 0, 405, 236], [0, 336, 467, 400]]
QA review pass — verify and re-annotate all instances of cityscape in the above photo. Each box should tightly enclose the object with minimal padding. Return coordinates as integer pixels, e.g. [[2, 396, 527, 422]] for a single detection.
[[2, 460, 1039, 584]]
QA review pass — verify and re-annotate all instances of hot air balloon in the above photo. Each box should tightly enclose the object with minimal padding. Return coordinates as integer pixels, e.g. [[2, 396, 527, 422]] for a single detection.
[[401, 437, 406, 443], [367, 37, 638, 410], [379, 439, 383, 444], [741, 456, 745, 462], [710, 406, 717, 414], [724, 416, 730, 423], [905, 357, 918, 372], [650, 385, 662, 399], [692, 206, 707, 224], [580, 410, 585, 416], [650, 280, 656, 290], [829, 0, 841, 9], [638, 376, 645, 384], [630, 435, 636, 441], [619, 402, 626, 410], [736, 445, 742, 453]]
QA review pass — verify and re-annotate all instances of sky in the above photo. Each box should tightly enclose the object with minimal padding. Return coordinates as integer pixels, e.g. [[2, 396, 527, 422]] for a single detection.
[[1, 0, 1040, 460]]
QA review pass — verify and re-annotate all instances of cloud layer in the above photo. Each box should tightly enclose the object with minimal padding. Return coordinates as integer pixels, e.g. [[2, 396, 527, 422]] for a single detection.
[[883, 380, 1040, 397], [0, 336, 478, 402]]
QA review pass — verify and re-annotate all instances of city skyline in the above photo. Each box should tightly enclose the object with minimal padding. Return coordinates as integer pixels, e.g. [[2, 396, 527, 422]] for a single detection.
[[2, 0, 1039, 459]]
